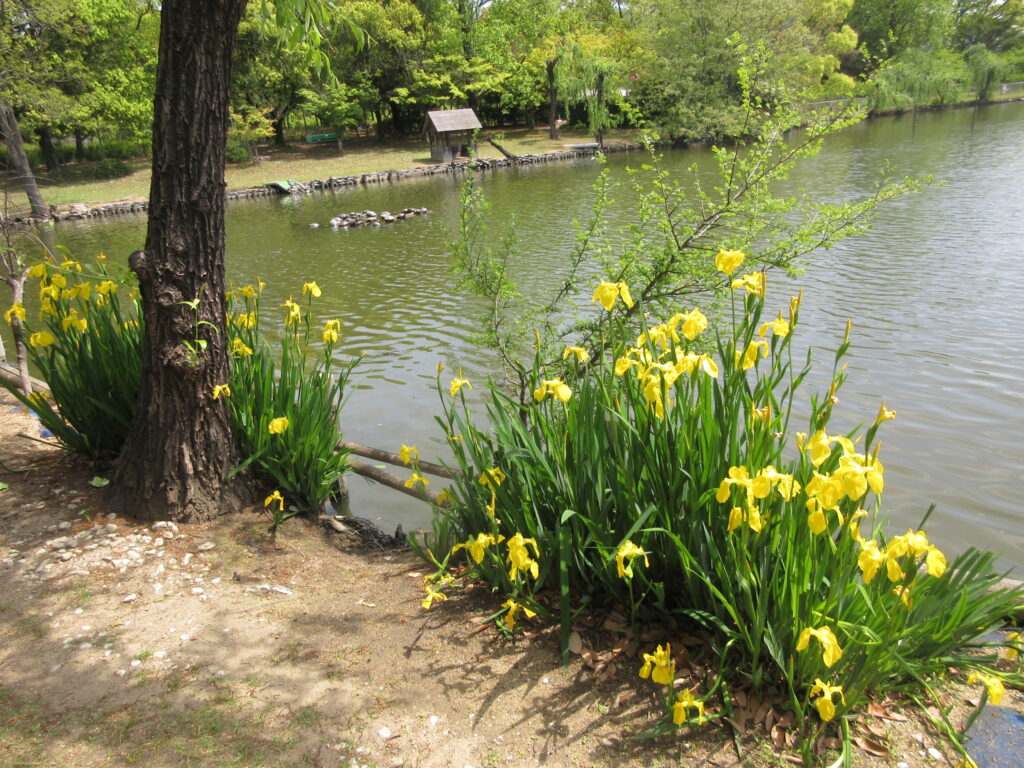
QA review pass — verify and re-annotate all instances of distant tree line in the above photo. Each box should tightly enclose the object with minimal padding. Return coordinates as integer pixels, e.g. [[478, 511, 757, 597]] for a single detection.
[[2, 0, 1022, 190]]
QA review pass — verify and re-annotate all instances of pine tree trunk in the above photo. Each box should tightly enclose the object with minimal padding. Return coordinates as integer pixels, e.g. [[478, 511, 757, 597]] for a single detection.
[[108, 0, 253, 523], [0, 102, 49, 219]]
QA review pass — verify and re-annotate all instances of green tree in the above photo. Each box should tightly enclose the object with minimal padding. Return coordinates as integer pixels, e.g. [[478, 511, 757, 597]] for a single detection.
[[41, 0, 158, 160], [954, 0, 1024, 52], [627, 0, 860, 141], [963, 41, 1005, 99], [0, 0, 66, 217], [331, 0, 425, 136], [233, 6, 316, 146], [845, 0, 954, 62]]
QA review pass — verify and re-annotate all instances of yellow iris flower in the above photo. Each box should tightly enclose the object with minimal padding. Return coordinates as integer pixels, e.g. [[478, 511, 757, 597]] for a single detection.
[[615, 540, 649, 578], [322, 320, 340, 343], [875, 401, 897, 424], [68, 282, 91, 301], [264, 489, 285, 511], [449, 371, 472, 396], [231, 337, 253, 356], [736, 340, 769, 370], [758, 314, 790, 338], [967, 672, 1005, 705], [534, 378, 572, 403], [678, 308, 708, 340], [404, 472, 429, 489], [592, 280, 634, 311], [268, 417, 289, 434], [714, 249, 745, 275], [673, 689, 705, 724], [1005, 631, 1019, 662], [421, 586, 448, 610], [281, 297, 301, 325], [639, 643, 675, 686], [29, 331, 56, 347], [728, 504, 764, 534], [478, 467, 507, 490], [500, 598, 537, 631], [4, 302, 26, 324], [61, 310, 88, 333], [857, 539, 885, 584], [730, 271, 765, 298], [796, 625, 843, 668], [236, 312, 257, 329], [399, 444, 419, 465], [451, 532, 505, 564], [211, 384, 231, 400], [809, 679, 845, 721], [506, 532, 540, 581], [563, 345, 589, 362], [302, 281, 322, 297]]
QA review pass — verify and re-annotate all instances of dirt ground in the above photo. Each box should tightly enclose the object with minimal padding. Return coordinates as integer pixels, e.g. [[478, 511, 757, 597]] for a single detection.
[[0, 390, 1019, 768]]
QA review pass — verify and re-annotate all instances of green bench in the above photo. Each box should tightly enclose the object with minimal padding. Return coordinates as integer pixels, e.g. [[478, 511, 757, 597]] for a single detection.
[[305, 132, 338, 144]]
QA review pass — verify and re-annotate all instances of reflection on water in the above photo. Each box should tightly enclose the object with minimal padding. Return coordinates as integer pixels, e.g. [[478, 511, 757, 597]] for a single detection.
[[9, 102, 1023, 569]]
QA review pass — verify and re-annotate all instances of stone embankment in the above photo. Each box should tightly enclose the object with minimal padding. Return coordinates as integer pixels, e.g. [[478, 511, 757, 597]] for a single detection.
[[43, 142, 643, 223]]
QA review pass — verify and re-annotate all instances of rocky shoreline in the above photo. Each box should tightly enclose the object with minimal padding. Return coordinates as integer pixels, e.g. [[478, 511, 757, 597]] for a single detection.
[[38, 142, 644, 224]]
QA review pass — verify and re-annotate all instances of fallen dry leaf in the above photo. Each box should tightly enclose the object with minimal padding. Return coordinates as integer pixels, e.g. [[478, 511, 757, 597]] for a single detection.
[[568, 631, 583, 655], [602, 617, 626, 633], [771, 724, 786, 749], [867, 702, 908, 721], [852, 736, 891, 757], [725, 717, 745, 735], [865, 723, 887, 739]]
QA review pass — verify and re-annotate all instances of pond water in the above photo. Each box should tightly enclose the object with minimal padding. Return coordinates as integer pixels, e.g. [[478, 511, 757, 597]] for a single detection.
[[8, 101, 1024, 569]]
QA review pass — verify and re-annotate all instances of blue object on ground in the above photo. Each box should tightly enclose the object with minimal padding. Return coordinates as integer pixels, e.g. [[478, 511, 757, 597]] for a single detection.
[[966, 705, 1024, 768]]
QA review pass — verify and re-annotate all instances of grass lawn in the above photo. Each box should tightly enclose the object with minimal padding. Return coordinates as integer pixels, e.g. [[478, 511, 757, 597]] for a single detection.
[[2, 125, 642, 214]]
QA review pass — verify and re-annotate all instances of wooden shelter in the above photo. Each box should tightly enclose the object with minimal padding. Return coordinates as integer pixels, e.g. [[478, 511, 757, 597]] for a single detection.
[[424, 108, 481, 162]]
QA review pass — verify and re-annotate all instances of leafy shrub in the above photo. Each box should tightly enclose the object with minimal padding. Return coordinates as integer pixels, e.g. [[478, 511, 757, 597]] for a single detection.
[[79, 139, 149, 161], [225, 281, 359, 511], [0, 255, 142, 459], [422, 267, 1023, 760], [91, 157, 133, 179], [225, 134, 254, 163]]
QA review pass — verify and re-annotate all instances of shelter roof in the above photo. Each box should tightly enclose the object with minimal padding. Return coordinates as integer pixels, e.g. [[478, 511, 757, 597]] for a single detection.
[[425, 108, 482, 133]]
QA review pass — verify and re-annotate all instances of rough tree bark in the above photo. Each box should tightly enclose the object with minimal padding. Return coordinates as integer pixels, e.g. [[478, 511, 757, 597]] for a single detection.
[[0, 102, 49, 219], [108, 0, 253, 523]]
